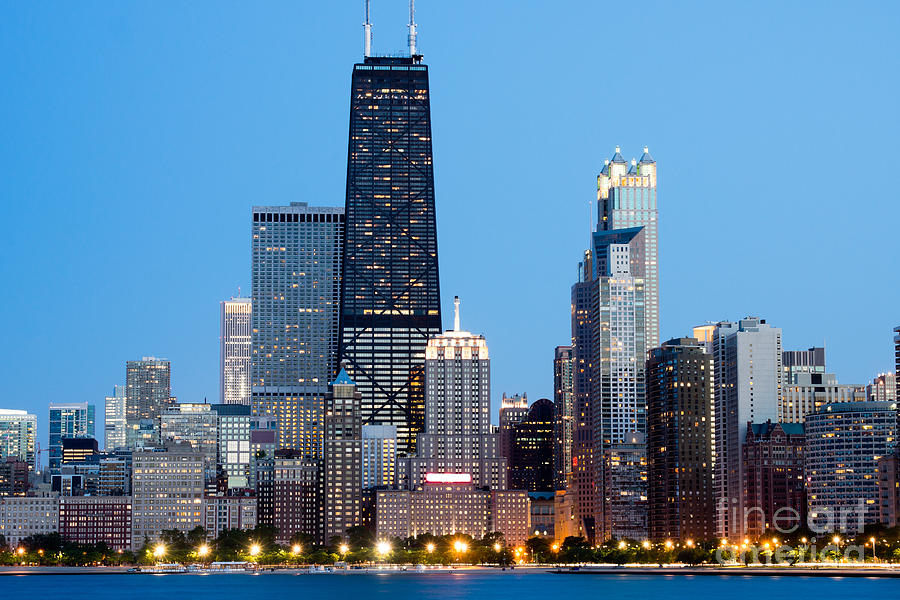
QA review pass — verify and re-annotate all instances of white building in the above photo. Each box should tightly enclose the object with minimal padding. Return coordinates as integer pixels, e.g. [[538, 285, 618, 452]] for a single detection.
[[204, 493, 257, 539], [220, 297, 252, 406], [160, 404, 218, 480], [362, 424, 397, 489], [780, 372, 866, 423], [0, 496, 58, 546], [104, 385, 127, 450], [0, 409, 37, 472]]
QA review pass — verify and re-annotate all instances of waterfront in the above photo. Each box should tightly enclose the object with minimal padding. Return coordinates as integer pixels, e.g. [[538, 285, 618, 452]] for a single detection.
[[1, 571, 899, 599]]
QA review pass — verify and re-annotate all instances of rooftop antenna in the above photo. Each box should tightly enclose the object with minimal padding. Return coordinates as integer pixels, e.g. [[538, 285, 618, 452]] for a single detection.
[[364, 0, 373, 58], [589, 199, 593, 234], [453, 296, 461, 332], [408, 0, 417, 56]]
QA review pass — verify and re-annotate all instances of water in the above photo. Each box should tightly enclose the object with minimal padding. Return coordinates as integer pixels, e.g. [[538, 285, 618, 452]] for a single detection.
[[1, 571, 898, 599]]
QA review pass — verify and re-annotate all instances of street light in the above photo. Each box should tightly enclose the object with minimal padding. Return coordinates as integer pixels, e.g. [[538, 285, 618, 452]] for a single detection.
[[642, 541, 651, 549], [153, 544, 165, 560], [870, 537, 876, 562], [664, 540, 673, 549], [339, 543, 349, 555], [16, 547, 25, 556], [249, 543, 261, 557], [493, 542, 502, 552], [198, 544, 209, 559], [552, 543, 560, 552], [292, 544, 302, 556], [426, 542, 435, 553], [453, 540, 468, 553], [618, 541, 627, 550], [376, 541, 392, 557], [832, 536, 841, 545]]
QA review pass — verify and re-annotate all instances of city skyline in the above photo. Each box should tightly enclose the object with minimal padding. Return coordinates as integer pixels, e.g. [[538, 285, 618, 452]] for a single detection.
[[2, 2, 899, 440]]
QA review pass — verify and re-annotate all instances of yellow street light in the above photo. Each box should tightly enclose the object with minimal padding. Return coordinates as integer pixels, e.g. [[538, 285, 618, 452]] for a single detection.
[[772, 538, 778, 546], [249, 543, 261, 557], [16, 547, 25, 556], [618, 541, 627, 550], [552, 543, 560, 552], [664, 540, 673, 549], [686, 540, 694, 548], [832, 536, 841, 545], [720, 539, 728, 547], [493, 542, 502, 552], [198, 544, 209, 558], [292, 544, 302, 555], [453, 540, 468, 553], [642, 541, 651, 549], [426, 542, 435, 553], [376, 541, 392, 555], [153, 544, 165, 559], [339, 543, 349, 554], [801, 537, 808, 544]]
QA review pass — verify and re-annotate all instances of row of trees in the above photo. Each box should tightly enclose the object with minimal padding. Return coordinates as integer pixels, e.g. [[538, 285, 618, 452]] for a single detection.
[[4, 525, 900, 567]]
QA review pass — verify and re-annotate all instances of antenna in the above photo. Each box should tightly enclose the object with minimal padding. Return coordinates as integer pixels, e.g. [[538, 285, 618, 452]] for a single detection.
[[364, 0, 373, 58], [453, 296, 461, 332], [408, 0, 417, 56]]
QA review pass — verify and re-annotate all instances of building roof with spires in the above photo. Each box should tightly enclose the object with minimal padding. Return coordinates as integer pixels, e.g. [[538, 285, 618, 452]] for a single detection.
[[332, 367, 356, 387], [627, 158, 638, 174], [610, 146, 626, 164], [639, 146, 656, 164], [599, 159, 610, 176]]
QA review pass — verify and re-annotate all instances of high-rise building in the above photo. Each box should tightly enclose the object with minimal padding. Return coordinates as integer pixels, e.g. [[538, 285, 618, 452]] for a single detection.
[[251, 203, 344, 456], [783, 347, 825, 381], [125, 357, 173, 446], [0, 410, 37, 472], [499, 393, 529, 460], [742, 421, 805, 537], [647, 338, 716, 542], [596, 146, 658, 350], [780, 372, 866, 423], [805, 401, 898, 531], [220, 297, 252, 406], [402, 299, 506, 491], [599, 432, 648, 541], [131, 444, 205, 548], [362, 424, 397, 490], [894, 326, 900, 401], [509, 399, 555, 492], [569, 254, 595, 541], [104, 385, 127, 450], [0, 458, 29, 497], [553, 346, 575, 491], [160, 403, 218, 480], [338, 51, 442, 455], [321, 369, 362, 543], [706, 317, 783, 540], [271, 450, 320, 544], [868, 372, 897, 403], [211, 403, 254, 489], [48, 402, 95, 474], [877, 452, 900, 527]]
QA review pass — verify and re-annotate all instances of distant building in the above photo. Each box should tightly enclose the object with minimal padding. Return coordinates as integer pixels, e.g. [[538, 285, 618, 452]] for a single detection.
[[48, 402, 95, 474], [529, 492, 555, 538], [600, 432, 648, 541], [126, 357, 173, 446], [211, 403, 254, 489], [362, 425, 397, 490], [783, 347, 826, 381], [104, 385, 127, 450], [204, 492, 257, 540], [805, 401, 898, 531], [220, 297, 252, 406], [160, 403, 218, 480], [868, 373, 897, 403], [0, 496, 58, 547], [0, 458, 28, 497], [271, 452, 320, 544], [647, 338, 716, 542], [376, 478, 530, 545], [499, 393, 528, 460], [780, 372, 867, 423], [0, 409, 37, 472], [553, 346, 575, 491], [742, 421, 805, 537], [569, 254, 595, 541], [59, 496, 132, 551], [98, 455, 130, 496], [876, 452, 900, 527], [322, 369, 362, 543], [61, 437, 98, 466], [509, 399, 555, 492], [131, 445, 205, 548]]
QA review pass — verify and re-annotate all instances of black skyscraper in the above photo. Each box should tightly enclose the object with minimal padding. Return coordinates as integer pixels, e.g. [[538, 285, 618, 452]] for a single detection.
[[339, 55, 442, 454]]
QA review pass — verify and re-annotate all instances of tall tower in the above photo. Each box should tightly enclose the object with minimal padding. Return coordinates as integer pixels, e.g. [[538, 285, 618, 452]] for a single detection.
[[48, 402, 95, 474], [220, 297, 252, 405], [125, 357, 172, 446], [553, 346, 575, 491], [339, 30, 442, 454], [104, 385, 127, 450], [322, 368, 363, 543], [250, 203, 344, 455]]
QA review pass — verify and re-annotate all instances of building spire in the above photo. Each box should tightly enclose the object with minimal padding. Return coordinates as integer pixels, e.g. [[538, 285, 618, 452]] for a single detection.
[[408, 0, 417, 56], [453, 296, 461, 332], [364, 0, 373, 58]]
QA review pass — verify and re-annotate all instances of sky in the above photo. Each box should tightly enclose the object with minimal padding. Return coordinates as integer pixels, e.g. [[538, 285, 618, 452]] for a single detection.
[[2, 1, 899, 445]]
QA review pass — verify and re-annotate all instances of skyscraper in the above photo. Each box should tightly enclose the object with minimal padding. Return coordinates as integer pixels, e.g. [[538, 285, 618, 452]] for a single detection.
[[0, 410, 37, 472], [48, 402, 95, 474], [596, 147, 659, 349], [553, 346, 575, 491], [647, 338, 716, 542], [706, 317, 783, 540], [104, 385, 127, 450], [509, 398, 555, 492], [251, 203, 344, 455], [338, 48, 442, 454], [569, 254, 595, 540], [499, 393, 528, 460], [125, 357, 172, 446], [321, 369, 363, 543], [220, 297, 252, 406]]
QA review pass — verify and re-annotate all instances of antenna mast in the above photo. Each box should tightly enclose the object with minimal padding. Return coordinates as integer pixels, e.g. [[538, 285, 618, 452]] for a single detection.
[[408, 0, 417, 56], [364, 0, 373, 58]]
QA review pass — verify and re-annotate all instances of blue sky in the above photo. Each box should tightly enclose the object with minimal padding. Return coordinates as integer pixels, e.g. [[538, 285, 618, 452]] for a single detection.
[[2, 1, 898, 444]]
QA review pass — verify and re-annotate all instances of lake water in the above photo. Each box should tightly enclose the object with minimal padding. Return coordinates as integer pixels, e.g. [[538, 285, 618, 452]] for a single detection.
[[2, 571, 898, 599]]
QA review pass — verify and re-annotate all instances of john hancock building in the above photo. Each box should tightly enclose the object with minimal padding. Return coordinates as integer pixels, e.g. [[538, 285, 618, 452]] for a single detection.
[[338, 46, 442, 454]]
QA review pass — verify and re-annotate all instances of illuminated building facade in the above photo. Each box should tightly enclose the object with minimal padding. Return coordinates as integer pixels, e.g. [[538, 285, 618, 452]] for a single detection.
[[499, 393, 528, 460], [251, 203, 344, 455], [362, 424, 397, 489], [779, 372, 866, 423], [104, 385, 127, 450], [322, 370, 363, 543], [125, 357, 173, 446], [49, 402, 95, 474], [742, 421, 805, 537], [220, 297, 252, 406], [553, 346, 575, 491], [339, 55, 442, 455], [0, 409, 37, 472], [0, 496, 58, 547], [59, 496, 132, 551], [509, 399, 555, 492]]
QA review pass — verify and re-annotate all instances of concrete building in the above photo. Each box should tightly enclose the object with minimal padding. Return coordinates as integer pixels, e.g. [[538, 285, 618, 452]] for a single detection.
[[780, 372, 866, 423], [362, 425, 397, 490], [220, 297, 252, 406], [509, 399, 555, 492], [376, 477, 530, 545], [0, 410, 37, 472], [868, 373, 897, 403], [126, 357, 173, 446], [742, 421, 805, 537], [647, 338, 716, 542], [876, 453, 899, 527], [59, 496, 132, 551], [0, 458, 29, 497], [499, 393, 528, 460], [48, 402, 95, 474], [251, 203, 344, 456], [705, 317, 783, 540], [805, 401, 898, 531], [403, 299, 507, 491], [0, 496, 58, 547], [211, 403, 253, 489], [204, 492, 257, 539], [271, 452, 320, 544], [553, 346, 575, 491], [783, 347, 826, 381], [104, 385, 127, 450], [160, 403, 218, 480], [529, 492, 555, 538], [131, 445, 205, 548], [98, 456, 130, 496], [322, 370, 362, 543]]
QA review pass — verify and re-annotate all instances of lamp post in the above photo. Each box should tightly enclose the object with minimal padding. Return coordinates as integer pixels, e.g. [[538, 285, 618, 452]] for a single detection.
[[870, 537, 876, 562], [153, 543, 165, 563]]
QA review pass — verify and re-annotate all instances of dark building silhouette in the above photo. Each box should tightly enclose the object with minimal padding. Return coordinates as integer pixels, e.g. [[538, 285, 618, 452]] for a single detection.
[[743, 421, 805, 537], [509, 399, 555, 492], [339, 54, 442, 455]]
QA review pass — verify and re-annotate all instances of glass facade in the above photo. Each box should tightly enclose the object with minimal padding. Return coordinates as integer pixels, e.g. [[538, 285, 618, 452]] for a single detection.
[[125, 357, 172, 446], [339, 56, 442, 454], [48, 402, 95, 474]]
